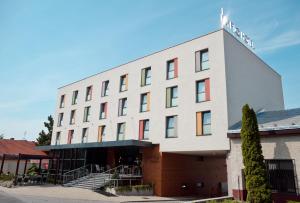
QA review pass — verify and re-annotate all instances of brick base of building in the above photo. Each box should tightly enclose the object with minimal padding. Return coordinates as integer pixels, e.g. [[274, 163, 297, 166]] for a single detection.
[[142, 145, 228, 197]]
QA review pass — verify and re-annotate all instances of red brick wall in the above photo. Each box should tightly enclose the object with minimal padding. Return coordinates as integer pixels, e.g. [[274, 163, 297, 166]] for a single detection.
[[142, 146, 227, 197], [161, 153, 227, 197], [142, 145, 163, 196]]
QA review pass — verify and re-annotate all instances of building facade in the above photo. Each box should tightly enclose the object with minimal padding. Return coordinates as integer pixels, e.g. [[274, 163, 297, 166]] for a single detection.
[[45, 29, 285, 197], [228, 109, 300, 201]]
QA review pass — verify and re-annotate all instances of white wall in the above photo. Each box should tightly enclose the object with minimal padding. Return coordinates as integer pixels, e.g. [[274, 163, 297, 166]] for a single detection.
[[227, 136, 300, 195], [223, 30, 285, 127], [51, 30, 230, 153], [1, 160, 47, 175]]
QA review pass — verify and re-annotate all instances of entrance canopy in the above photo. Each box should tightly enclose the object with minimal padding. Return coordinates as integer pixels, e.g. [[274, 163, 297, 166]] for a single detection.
[[36, 140, 153, 151]]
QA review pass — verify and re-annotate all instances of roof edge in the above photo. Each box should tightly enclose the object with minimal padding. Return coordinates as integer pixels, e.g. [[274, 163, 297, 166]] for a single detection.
[[58, 29, 223, 89]]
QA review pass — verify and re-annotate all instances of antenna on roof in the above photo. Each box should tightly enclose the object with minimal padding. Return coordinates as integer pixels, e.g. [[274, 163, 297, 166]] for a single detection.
[[23, 131, 27, 140]]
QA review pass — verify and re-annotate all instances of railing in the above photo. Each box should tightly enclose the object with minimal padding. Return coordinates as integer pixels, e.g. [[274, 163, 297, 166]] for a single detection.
[[62, 165, 142, 190], [62, 164, 105, 185], [93, 165, 142, 190]]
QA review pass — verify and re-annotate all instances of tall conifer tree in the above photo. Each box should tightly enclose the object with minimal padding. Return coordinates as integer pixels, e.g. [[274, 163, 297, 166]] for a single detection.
[[241, 104, 272, 203]]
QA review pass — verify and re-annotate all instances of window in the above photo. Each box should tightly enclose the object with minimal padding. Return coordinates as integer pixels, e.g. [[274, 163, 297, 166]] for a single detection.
[[120, 74, 128, 92], [118, 98, 127, 116], [196, 79, 210, 102], [139, 119, 149, 140], [140, 93, 150, 112], [101, 80, 109, 97], [166, 116, 177, 138], [68, 130, 74, 144], [167, 58, 178, 79], [196, 111, 211, 135], [265, 159, 297, 194], [196, 49, 209, 72], [166, 86, 178, 108], [117, 123, 126, 141], [55, 132, 61, 145], [98, 125, 106, 142], [99, 102, 107, 119], [141, 67, 151, 86], [83, 106, 91, 122], [86, 86, 92, 101], [82, 128, 88, 143], [70, 110, 76, 124], [59, 95, 65, 108], [57, 113, 64, 127], [72, 90, 78, 105]]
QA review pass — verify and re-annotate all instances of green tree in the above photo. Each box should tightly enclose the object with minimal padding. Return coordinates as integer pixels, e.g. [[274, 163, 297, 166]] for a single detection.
[[36, 115, 53, 146], [241, 104, 272, 203], [0, 133, 3, 139]]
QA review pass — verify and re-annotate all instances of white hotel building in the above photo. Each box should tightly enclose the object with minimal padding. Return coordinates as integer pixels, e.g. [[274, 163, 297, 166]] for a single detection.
[[37, 29, 299, 199]]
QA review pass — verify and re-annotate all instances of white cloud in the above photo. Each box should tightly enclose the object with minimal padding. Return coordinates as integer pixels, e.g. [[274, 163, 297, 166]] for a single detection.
[[257, 30, 300, 53]]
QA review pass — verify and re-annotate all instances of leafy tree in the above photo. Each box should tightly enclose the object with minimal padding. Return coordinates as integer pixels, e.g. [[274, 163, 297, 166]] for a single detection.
[[241, 104, 272, 203], [0, 133, 4, 139], [36, 115, 53, 146]]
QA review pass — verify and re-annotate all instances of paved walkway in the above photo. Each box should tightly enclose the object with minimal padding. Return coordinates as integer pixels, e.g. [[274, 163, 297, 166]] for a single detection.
[[0, 185, 185, 202]]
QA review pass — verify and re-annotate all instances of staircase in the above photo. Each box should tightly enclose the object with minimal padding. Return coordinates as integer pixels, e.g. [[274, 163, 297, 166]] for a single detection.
[[62, 165, 141, 191]]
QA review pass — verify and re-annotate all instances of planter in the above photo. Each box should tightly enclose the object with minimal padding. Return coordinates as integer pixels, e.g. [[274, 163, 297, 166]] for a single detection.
[[106, 185, 153, 196]]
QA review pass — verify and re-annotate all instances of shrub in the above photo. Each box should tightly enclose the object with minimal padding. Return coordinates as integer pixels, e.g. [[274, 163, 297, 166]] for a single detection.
[[0, 174, 15, 181], [115, 185, 132, 193], [132, 184, 152, 192], [27, 164, 39, 175]]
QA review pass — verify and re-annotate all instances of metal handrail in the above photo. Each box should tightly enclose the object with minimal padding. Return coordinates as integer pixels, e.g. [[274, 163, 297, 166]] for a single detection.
[[90, 165, 142, 190], [63, 164, 91, 176], [62, 164, 92, 185], [62, 165, 143, 190]]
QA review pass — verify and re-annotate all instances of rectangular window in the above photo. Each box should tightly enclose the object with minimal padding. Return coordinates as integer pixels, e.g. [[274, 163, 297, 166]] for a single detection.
[[86, 86, 92, 101], [57, 113, 64, 127], [83, 106, 91, 122], [70, 110, 76, 124], [98, 125, 106, 142], [265, 159, 297, 194], [166, 86, 178, 108], [101, 80, 109, 97], [59, 95, 65, 108], [140, 92, 150, 112], [118, 98, 127, 116], [72, 90, 78, 105], [55, 132, 61, 145], [120, 74, 128, 92], [196, 111, 211, 135], [196, 79, 210, 102], [166, 116, 178, 138], [167, 58, 178, 79], [99, 102, 107, 119], [82, 128, 88, 143], [67, 130, 74, 144], [139, 119, 149, 140], [141, 67, 151, 86], [117, 123, 126, 141], [196, 49, 209, 72]]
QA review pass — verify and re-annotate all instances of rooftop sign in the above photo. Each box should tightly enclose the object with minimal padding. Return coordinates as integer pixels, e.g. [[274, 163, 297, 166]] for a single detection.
[[220, 8, 255, 50]]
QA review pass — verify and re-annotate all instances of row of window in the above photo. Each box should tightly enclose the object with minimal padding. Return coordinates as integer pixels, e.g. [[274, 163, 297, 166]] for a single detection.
[[57, 79, 210, 127], [59, 49, 209, 108], [55, 111, 211, 145]]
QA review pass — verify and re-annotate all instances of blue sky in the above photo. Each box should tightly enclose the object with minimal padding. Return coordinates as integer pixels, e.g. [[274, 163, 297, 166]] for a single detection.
[[0, 0, 300, 141]]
